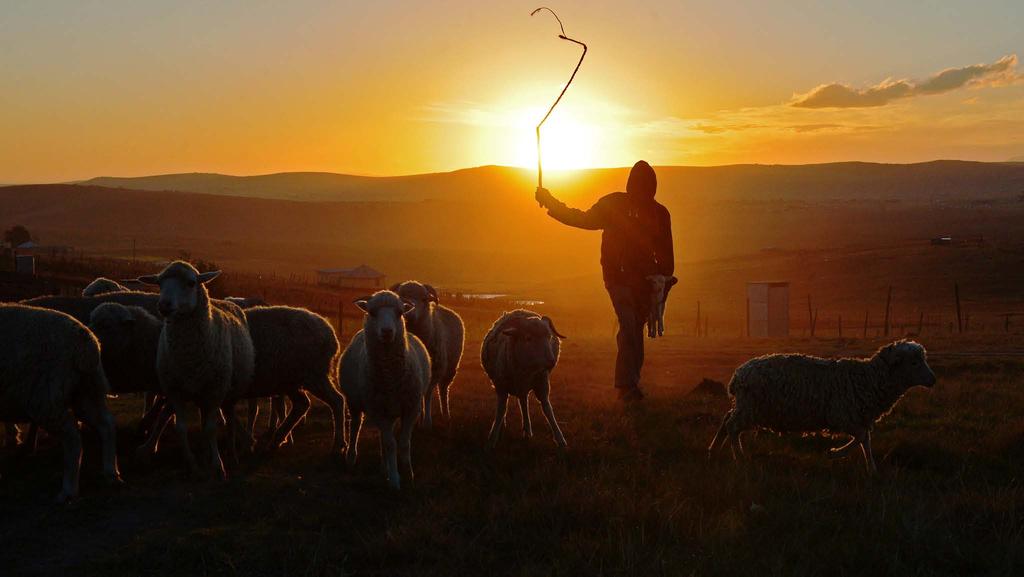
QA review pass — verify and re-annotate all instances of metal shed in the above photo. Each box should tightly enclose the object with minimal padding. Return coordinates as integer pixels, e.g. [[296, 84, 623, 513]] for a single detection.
[[747, 281, 790, 337]]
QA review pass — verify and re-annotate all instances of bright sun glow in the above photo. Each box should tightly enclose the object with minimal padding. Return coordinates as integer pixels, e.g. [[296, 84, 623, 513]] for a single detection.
[[507, 107, 606, 171]]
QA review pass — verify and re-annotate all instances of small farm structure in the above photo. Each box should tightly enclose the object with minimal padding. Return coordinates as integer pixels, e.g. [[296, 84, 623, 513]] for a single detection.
[[316, 265, 386, 290], [747, 281, 790, 337]]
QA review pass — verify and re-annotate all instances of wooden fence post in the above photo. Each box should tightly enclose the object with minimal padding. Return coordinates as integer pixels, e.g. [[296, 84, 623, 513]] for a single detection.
[[745, 297, 750, 338], [954, 282, 962, 334], [337, 300, 344, 339], [863, 310, 869, 339], [883, 286, 892, 337]]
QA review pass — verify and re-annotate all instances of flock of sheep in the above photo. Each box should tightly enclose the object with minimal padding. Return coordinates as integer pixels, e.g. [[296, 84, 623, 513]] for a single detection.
[[0, 260, 936, 501]]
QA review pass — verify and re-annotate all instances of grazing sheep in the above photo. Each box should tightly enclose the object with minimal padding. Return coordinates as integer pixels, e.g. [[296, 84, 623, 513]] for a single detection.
[[138, 261, 255, 480], [391, 281, 465, 428], [89, 303, 163, 395], [340, 291, 430, 489], [708, 340, 937, 473], [0, 303, 121, 501], [481, 309, 568, 449], [645, 274, 677, 338], [234, 305, 345, 455], [82, 277, 131, 297]]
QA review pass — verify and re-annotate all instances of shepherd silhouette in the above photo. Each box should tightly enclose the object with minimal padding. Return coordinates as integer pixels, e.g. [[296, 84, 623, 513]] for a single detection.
[[536, 160, 674, 401]]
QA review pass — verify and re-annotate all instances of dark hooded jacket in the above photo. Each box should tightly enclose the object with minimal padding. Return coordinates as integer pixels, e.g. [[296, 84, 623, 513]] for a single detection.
[[544, 161, 674, 289]]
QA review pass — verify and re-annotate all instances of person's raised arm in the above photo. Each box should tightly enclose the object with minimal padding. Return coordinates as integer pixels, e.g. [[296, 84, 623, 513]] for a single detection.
[[536, 187, 606, 231]]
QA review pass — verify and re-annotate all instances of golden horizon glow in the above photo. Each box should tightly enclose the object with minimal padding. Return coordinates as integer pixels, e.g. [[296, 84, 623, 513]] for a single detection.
[[1, 2, 1022, 183]]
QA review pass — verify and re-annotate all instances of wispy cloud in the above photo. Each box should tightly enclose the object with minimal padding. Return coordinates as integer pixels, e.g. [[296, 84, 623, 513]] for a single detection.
[[791, 55, 1019, 108]]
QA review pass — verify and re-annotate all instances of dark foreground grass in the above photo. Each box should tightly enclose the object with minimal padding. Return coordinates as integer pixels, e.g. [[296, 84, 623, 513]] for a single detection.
[[2, 337, 1024, 576]]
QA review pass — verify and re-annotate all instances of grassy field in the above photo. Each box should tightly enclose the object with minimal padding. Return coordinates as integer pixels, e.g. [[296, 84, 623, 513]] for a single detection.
[[3, 333, 1024, 576]]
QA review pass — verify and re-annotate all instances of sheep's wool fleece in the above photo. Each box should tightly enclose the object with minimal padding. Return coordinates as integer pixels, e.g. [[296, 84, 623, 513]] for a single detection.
[[0, 304, 107, 428]]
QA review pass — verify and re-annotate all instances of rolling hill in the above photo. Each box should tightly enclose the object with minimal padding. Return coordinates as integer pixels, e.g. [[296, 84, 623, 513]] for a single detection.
[[80, 160, 1024, 204]]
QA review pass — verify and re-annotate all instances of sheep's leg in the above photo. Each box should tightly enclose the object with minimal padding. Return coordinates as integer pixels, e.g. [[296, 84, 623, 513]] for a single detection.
[[379, 420, 400, 490], [136, 403, 174, 462], [657, 304, 665, 337], [707, 409, 733, 458], [422, 386, 435, 430], [268, 397, 293, 445], [19, 424, 40, 457], [222, 400, 244, 466], [246, 399, 260, 438], [137, 396, 167, 438], [75, 397, 122, 485], [487, 392, 509, 448], [306, 380, 347, 456], [398, 410, 417, 486], [53, 414, 82, 503], [143, 392, 159, 417], [268, 391, 311, 449], [725, 414, 747, 461], [4, 423, 21, 448], [200, 403, 227, 482], [346, 409, 363, 467], [859, 430, 878, 475], [518, 394, 533, 439], [439, 382, 452, 420], [536, 381, 567, 449], [168, 395, 201, 478]]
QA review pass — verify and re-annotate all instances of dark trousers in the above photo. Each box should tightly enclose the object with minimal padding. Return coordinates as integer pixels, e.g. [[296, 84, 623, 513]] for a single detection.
[[606, 282, 648, 390]]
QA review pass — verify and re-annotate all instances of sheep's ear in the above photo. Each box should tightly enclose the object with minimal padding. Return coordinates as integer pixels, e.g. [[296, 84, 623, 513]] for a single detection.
[[668, 276, 679, 287], [402, 300, 416, 315], [425, 284, 439, 304], [501, 327, 520, 338], [198, 270, 221, 284], [137, 275, 160, 286], [353, 298, 370, 313], [542, 315, 567, 339], [389, 282, 402, 293]]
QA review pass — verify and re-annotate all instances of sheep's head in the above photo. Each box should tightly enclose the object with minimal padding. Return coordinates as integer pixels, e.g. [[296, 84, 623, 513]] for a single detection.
[[645, 274, 678, 300], [82, 277, 129, 297], [877, 340, 936, 389], [501, 314, 566, 372], [89, 302, 137, 356], [389, 281, 437, 329], [355, 290, 414, 345], [137, 261, 219, 320]]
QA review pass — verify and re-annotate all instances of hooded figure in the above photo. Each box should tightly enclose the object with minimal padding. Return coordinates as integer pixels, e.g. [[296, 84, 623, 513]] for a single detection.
[[536, 160, 674, 400]]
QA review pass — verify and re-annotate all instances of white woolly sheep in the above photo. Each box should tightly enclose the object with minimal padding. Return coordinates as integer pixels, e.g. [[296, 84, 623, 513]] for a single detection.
[[708, 340, 937, 473], [82, 277, 131, 297], [481, 309, 568, 449], [340, 290, 430, 489], [391, 281, 465, 429], [0, 303, 122, 501], [138, 261, 255, 480], [645, 274, 677, 338]]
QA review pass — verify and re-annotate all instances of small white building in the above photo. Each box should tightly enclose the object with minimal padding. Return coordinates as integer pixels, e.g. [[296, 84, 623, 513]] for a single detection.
[[747, 281, 789, 337], [316, 265, 386, 290]]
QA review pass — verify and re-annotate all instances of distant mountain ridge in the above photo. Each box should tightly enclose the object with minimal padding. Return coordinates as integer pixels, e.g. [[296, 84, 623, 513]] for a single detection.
[[79, 160, 1024, 204]]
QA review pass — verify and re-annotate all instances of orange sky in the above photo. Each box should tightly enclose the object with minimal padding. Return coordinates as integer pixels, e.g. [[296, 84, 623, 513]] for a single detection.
[[1, 1, 1022, 183]]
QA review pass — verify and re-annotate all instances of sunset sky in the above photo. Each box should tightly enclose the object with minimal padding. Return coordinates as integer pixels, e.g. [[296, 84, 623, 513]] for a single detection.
[[2, 0, 1022, 183]]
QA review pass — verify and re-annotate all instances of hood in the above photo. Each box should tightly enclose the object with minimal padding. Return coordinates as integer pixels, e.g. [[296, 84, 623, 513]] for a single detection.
[[626, 160, 657, 200]]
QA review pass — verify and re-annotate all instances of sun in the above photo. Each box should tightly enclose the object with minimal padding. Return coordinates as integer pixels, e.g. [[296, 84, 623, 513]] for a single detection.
[[508, 107, 603, 171]]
